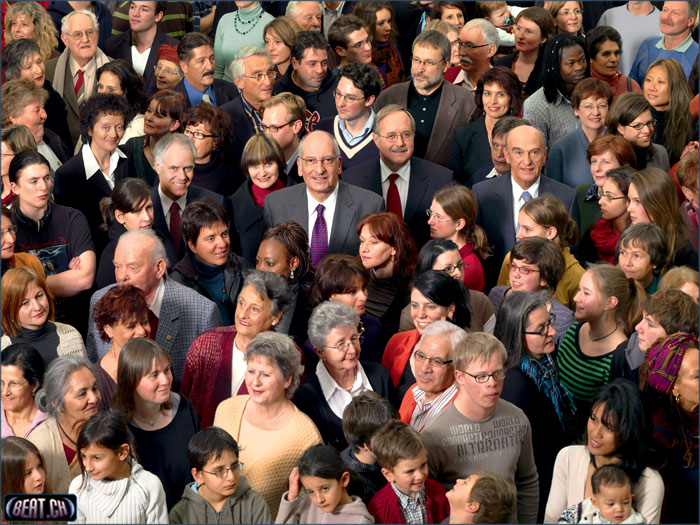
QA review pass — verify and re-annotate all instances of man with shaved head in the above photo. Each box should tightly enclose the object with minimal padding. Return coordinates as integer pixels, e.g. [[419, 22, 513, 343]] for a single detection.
[[471, 125, 579, 289]]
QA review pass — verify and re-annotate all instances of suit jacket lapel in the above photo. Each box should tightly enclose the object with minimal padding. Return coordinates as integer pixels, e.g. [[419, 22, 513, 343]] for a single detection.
[[426, 83, 457, 161], [329, 183, 357, 253], [367, 161, 383, 195], [62, 64, 79, 118], [404, 158, 428, 223], [150, 185, 168, 236], [501, 175, 516, 243], [155, 281, 181, 352]]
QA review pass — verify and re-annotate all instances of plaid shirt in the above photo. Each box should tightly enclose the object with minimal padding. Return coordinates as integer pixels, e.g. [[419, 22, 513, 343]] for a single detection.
[[391, 484, 428, 524]]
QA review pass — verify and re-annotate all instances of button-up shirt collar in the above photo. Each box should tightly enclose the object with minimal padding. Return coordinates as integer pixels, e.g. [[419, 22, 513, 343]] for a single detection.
[[81, 144, 126, 189]]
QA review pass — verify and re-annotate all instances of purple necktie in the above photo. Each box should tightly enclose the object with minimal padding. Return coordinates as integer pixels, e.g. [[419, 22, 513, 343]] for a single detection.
[[310, 204, 328, 266]]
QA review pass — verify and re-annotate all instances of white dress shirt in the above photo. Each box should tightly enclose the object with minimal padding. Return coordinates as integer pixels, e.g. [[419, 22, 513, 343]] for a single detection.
[[379, 159, 410, 217], [315, 360, 373, 419], [149, 278, 166, 318], [158, 185, 188, 232], [81, 144, 127, 190], [511, 175, 541, 231], [69, 55, 97, 97]]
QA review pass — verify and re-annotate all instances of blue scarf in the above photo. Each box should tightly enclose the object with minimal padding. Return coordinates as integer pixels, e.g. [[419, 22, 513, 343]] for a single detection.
[[519, 354, 576, 427]]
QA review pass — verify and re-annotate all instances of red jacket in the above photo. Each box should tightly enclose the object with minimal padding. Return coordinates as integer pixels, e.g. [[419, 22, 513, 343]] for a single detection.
[[382, 330, 421, 388], [368, 478, 450, 524]]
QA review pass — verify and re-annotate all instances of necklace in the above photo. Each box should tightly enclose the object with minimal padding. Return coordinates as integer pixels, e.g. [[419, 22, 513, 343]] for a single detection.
[[234, 9, 264, 35], [133, 410, 160, 427], [590, 325, 618, 342], [57, 420, 77, 447]]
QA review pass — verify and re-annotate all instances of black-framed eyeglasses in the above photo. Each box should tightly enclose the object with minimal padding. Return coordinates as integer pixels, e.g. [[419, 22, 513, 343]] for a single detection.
[[523, 314, 556, 337], [243, 70, 277, 82], [459, 41, 491, 51], [260, 121, 294, 133], [203, 462, 244, 478], [626, 119, 656, 131], [414, 349, 453, 368], [439, 262, 464, 275], [596, 190, 628, 203], [459, 370, 507, 383], [184, 129, 216, 140]]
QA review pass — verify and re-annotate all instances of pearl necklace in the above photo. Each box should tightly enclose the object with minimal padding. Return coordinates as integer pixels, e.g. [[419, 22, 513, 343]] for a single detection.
[[233, 9, 264, 35]]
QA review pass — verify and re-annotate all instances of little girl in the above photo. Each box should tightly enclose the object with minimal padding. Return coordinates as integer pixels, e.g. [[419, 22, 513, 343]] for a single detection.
[[69, 411, 168, 524], [1, 437, 48, 495], [276, 444, 373, 524]]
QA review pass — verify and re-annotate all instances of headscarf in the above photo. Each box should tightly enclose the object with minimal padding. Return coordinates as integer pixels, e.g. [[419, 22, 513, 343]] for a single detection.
[[646, 332, 699, 395]]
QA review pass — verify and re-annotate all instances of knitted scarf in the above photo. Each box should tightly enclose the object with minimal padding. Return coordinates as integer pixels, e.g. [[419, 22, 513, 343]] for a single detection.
[[519, 353, 576, 427], [373, 41, 405, 88], [250, 178, 286, 208], [589, 219, 621, 264]]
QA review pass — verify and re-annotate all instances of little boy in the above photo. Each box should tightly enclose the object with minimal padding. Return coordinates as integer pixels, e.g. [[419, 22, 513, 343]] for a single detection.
[[445, 471, 515, 524], [341, 391, 400, 504], [558, 465, 644, 524], [368, 420, 449, 524], [475, 1, 524, 47], [169, 426, 272, 524], [616, 223, 667, 294]]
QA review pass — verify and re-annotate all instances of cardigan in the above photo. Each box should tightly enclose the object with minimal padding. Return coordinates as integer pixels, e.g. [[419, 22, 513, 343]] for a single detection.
[[544, 445, 664, 524], [27, 417, 81, 494], [1, 321, 87, 368], [367, 478, 449, 525], [276, 493, 373, 524], [213, 395, 322, 517]]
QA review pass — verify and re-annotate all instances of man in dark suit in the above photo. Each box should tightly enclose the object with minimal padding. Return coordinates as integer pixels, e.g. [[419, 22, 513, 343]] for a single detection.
[[375, 30, 477, 168], [472, 125, 580, 290], [104, 1, 178, 96], [173, 32, 238, 107], [150, 133, 224, 264], [263, 130, 385, 260], [342, 104, 453, 248]]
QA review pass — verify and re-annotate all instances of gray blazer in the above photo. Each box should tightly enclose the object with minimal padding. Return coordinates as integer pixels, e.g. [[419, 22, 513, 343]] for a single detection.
[[262, 181, 385, 256]]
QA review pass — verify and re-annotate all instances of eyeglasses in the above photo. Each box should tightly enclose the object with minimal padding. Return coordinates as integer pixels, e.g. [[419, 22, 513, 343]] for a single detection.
[[1, 225, 17, 238], [243, 70, 277, 82], [450, 39, 460, 49], [411, 56, 444, 68], [414, 349, 453, 368], [154, 63, 180, 76], [184, 129, 216, 140], [333, 90, 365, 103], [439, 262, 465, 275], [458, 41, 491, 51], [260, 121, 294, 133], [349, 36, 372, 49], [203, 462, 244, 478], [523, 314, 556, 337], [0, 380, 28, 392], [626, 119, 656, 131], [378, 131, 415, 142], [300, 156, 338, 168], [597, 190, 628, 203], [66, 28, 98, 40], [507, 263, 540, 275], [425, 209, 452, 222], [459, 370, 507, 383], [325, 334, 364, 353]]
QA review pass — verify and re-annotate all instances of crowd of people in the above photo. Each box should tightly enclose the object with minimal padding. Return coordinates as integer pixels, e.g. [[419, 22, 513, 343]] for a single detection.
[[0, 1, 699, 524]]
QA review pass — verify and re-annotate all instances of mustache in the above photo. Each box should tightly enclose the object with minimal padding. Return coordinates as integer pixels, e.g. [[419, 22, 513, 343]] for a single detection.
[[390, 145, 408, 153], [202, 71, 214, 77], [460, 55, 472, 64]]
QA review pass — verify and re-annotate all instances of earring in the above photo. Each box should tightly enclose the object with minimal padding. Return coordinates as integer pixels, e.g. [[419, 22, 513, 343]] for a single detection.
[[675, 394, 681, 404], [290, 269, 295, 280]]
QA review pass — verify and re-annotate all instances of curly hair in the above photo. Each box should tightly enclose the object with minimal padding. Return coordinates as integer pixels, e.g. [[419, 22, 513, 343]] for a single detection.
[[78, 93, 132, 145], [4, 2, 58, 62], [180, 103, 232, 152]]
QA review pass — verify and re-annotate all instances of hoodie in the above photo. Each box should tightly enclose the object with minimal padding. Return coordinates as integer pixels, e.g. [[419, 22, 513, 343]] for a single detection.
[[169, 477, 272, 524], [273, 68, 338, 134], [275, 492, 374, 524]]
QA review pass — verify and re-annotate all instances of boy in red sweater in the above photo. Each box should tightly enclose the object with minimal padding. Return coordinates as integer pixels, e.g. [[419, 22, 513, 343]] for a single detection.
[[368, 420, 449, 524]]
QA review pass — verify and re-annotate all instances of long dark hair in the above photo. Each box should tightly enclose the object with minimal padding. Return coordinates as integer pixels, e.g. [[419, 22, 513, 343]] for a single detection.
[[412, 270, 471, 329]]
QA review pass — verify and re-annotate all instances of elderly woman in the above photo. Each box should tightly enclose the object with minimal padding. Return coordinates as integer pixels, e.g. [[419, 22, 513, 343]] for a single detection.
[[1, 207, 43, 277], [295, 301, 393, 451], [1, 344, 47, 438], [181, 103, 243, 196], [586, 26, 641, 99], [214, 332, 321, 516], [112, 338, 200, 510], [449, 66, 523, 186], [92, 285, 151, 411], [1, 268, 85, 367], [1, 39, 71, 152], [495, 291, 575, 522], [1, 125, 37, 206], [3, 1, 58, 62], [54, 94, 132, 251], [182, 270, 293, 428], [155, 43, 183, 90], [27, 356, 101, 494], [264, 17, 301, 77], [640, 332, 699, 524], [96, 60, 148, 144]]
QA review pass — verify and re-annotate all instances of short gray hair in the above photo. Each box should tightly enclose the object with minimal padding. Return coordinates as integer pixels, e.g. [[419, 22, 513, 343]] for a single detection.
[[230, 45, 271, 79], [463, 18, 499, 47], [308, 301, 359, 349], [34, 356, 94, 418], [373, 104, 416, 134], [299, 130, 340, 158], [286, 1, 322, 19], [413, 29, 451, 63], [153, 132, 196, 166], [61, 9, 98, 35], [242, 270, 293, 318], [245, 332, 303, 398], [417, 320, 467, 356], [118, 229, 168, 266]]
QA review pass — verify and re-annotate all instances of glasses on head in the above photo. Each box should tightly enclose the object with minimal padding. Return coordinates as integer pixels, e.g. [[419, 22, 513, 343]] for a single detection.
[[378, 131, 415, 143], [439, 262, 465, 275], [597, 190, 628, 203], [325, 334, 364, 353], [203, 462, 244, 478], [299, 156, 338, 169], [414, 349, 453, 368], [243, 70, 278, 82], [458, 41, 491, 51], [425, 209, 452, 222], [184, 129, 216, 140], [333, 90, 365, 103], [0, 380, 28, 392], [154, 63, 179, 76], [260, 121, 294, 133], [579, 103, 608, 112], [459, 370, 507, 383], [66, 28, 97, 40], [626, 119, 656, 131], [523, 314, 556, 337], [507, 263, 540, 275], [411, 56, 443, 68], [349, 36, 372, 49], [1, 225, 17, 238]]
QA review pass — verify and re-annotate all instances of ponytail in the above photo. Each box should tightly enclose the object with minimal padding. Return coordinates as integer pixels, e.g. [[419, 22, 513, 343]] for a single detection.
[[588, 265, 646, 337]]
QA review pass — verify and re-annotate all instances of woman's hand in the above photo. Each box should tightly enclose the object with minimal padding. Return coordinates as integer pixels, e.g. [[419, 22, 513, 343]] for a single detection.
[[286, 467, 301, 501]]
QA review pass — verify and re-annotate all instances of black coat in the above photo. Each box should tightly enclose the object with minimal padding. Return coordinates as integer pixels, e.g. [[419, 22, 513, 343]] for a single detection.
[[42, 129, 71, 165], [44, 80, 73, 152], [449, 116, 493, 186], [220, 95, 258, 166], [229, 181, 264, 266]]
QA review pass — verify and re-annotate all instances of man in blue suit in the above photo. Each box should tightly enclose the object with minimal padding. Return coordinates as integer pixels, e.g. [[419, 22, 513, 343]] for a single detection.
[[86, 229, 221, 390], [472, 125, 579, 290]]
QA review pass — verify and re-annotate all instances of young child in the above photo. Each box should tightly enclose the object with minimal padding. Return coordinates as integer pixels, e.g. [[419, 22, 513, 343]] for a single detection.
[[276, 444, 373, 524], [558, 465, 644, 524], [475, 1, 524, 47], [368, 420, 449, 524], [169, 426, 272, 523], [69, 411, 168, 524], [341, 391, 399, 504], [616, 223, 667, 294], [445, 471, 514, 524], [1, 437, 48, 495]]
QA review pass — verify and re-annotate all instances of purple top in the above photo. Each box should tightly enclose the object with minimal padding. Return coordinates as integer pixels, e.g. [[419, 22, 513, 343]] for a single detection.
[[1, 403, 49, 438]]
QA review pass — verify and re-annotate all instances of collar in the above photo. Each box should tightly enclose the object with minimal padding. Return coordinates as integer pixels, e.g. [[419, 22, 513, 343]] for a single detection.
[[323, 1, 345, 14], [315, 359, 372, 401], [454, 65, 492, 91], [409, 78, 443, 100], [69, 54, 96, 77], [511, 174, 541, 200], [306, 182, 339, 216], [81, 144, 126, 182], [184, 76, 215, 97], [380, 158, 411, 183], [338, 109, 375, 140], [157, 183, 188, 218], [150, 277, 165, 318], [485, 167, 501, 179], [287, 143, 301, 174], [553, 89, 572, 106], [391, 482, 426, 506], [412, 382, 458, 408], [658, 32, 695, 52]]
